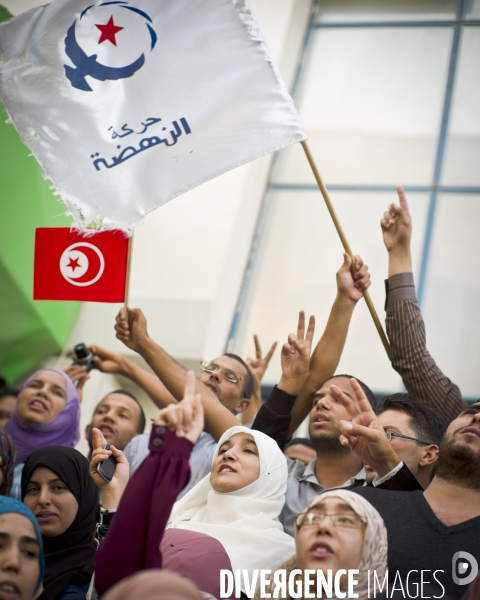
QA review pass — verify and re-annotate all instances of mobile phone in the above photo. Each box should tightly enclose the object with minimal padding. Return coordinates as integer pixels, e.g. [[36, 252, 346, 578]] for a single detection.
[[97, 443, 117, 483]]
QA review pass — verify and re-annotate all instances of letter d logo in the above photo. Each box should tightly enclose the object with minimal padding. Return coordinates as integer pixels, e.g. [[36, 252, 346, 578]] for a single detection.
[[452, 551, 478, 586]]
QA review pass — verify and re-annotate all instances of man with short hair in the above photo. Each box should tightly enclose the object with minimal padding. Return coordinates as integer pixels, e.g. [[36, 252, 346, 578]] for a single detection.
[[85, 389, 146, 455], [342, 391, 480, 600], [284, 437, 316, 465], [365, 393, 448, 488], [111, 317, 257, 496], [122, 353, 254, 489], [252, 253, 373, 535]]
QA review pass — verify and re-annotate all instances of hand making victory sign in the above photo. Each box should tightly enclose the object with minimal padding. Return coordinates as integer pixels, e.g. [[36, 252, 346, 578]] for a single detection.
[[332, 379, 401, 479], [246, 335, 277, 390], [278, 311, 315, 396]]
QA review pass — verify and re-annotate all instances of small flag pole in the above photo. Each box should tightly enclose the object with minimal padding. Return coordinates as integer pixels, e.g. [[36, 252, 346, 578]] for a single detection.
[[123, 232, 134, 314], [300, 140, 390, 359]]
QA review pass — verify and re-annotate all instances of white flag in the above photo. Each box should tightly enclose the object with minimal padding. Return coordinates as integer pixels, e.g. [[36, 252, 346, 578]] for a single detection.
[[0, 0, 306, 229]]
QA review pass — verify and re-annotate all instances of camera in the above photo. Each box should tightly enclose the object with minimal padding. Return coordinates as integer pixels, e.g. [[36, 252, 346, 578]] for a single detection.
[[72, 343, 96, 372]]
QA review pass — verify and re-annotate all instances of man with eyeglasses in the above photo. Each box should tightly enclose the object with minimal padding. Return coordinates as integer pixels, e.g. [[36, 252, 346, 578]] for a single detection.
[[113, 308, 258, 498], [336, 383, 480, 600], [365, 393, 448, 489]]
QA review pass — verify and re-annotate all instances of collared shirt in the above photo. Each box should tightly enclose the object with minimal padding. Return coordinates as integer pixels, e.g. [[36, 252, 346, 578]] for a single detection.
[[280, 458, 366, 536], [124, 430, 217, 500]]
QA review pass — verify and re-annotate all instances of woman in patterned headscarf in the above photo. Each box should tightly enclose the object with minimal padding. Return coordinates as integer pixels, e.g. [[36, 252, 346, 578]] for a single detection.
[[255, 489, 388, 600], [0, 428, 16, 496]]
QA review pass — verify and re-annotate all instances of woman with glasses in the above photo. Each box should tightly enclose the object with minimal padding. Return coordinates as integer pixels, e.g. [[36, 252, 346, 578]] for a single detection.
[[255, 489, 387, 600], [95, 372, 294, 600]]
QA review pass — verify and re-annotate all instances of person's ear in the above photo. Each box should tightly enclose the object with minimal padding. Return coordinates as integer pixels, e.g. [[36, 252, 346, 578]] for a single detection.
[[419, 444, 439, 467], [234, 398, 250, 415]]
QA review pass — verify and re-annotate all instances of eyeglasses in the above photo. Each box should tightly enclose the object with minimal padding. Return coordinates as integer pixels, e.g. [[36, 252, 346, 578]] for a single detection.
[[201, 362, 242, 385], [385, 431, 432, 445], [296, 511, 364, 530]]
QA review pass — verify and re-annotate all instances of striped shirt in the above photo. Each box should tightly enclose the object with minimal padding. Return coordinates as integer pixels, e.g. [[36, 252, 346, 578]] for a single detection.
[[385, 272, 466, 423]]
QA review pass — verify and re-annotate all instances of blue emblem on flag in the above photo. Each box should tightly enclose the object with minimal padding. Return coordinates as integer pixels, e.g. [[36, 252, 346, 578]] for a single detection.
[[64, 1, 157, 92]]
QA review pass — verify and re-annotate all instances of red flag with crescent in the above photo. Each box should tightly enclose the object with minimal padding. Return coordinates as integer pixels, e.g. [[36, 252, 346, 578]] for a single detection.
[[34, 228, 129, 302]]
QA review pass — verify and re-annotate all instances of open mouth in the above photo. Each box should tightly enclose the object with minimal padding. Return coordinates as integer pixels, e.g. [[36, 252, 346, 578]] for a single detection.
[[218, 464, 236, 473], [313, 412, 329, 425], [98, 424, 115, 435], [29, 398, 48, 412], [310, 542, 334, 558], [0, 582, 20, 600]]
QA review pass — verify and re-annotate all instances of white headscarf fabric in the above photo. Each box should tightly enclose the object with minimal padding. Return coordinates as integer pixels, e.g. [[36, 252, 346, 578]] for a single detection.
[[167, 426, 295, 579]]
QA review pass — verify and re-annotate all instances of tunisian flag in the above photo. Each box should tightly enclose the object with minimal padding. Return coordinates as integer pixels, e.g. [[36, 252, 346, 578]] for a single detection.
[[34, 228, 129, 302]]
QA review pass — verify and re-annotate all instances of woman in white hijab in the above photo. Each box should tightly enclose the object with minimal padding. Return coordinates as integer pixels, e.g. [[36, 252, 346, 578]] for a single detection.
[[168, 424, 295, 578], [95, 372, 294, 599]]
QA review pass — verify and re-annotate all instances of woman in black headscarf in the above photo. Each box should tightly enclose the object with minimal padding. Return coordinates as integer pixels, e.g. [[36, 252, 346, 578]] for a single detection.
[[21, 446, 98, 600], [0, 428, 16, 495]]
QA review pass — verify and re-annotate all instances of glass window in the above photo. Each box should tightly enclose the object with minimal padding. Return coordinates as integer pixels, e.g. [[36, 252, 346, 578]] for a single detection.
[[422, 195, 480, 398], [315, 0, 456, 23], [466, 0, 480, 19], [441, 29, 480, 186], [276, 27, 452, 186], [233, 190, 429, 393], [232, 2, 480, 399]]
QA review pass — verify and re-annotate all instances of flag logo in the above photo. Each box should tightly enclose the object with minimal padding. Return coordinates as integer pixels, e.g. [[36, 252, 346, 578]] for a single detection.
[[59, 242, 105, 286], [64, 1, 157, 92]]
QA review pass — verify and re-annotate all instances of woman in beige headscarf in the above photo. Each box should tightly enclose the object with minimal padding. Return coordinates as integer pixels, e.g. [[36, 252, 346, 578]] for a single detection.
[[255, 489, 387, 600]]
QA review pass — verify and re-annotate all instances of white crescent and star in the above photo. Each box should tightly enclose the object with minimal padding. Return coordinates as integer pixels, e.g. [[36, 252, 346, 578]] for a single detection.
[[59, 242, 105, 287]]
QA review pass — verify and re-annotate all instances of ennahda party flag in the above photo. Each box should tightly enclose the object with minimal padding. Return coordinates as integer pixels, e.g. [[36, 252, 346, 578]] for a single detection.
[[0, 0, 306, 230], [34, 228, 129, 302]]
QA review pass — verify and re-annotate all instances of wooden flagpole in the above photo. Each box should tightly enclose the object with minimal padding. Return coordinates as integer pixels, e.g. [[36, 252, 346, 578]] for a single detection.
[[301, 140, 390, 358], [123, 232, 134, 314]]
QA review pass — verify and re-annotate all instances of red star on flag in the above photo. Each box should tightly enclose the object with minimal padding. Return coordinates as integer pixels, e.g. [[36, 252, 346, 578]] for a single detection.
[[95, 16, 124, 46], [67, 256, 81, 272]]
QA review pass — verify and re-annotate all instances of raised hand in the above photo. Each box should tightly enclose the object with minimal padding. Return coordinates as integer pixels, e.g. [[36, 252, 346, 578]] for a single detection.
[[332, 379, 400, 477], [279, 311, 315, 395], [246, 336, 277, 388], [90, 344, 125, 374], [63, 365, 89, 402], [152, 371, 204, 444], [381, 186, 412, 254], [336, 253, 371, 304], [114, 307, 149, 353], [89, 427, 130, 508]]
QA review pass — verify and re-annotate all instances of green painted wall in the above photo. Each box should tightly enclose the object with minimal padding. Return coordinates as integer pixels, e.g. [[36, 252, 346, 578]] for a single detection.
[[0, 6, 80, 385]]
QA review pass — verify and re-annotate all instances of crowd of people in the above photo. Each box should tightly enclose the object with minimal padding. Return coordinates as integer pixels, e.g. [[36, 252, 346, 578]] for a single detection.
[[0, 189, 478, 600]]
